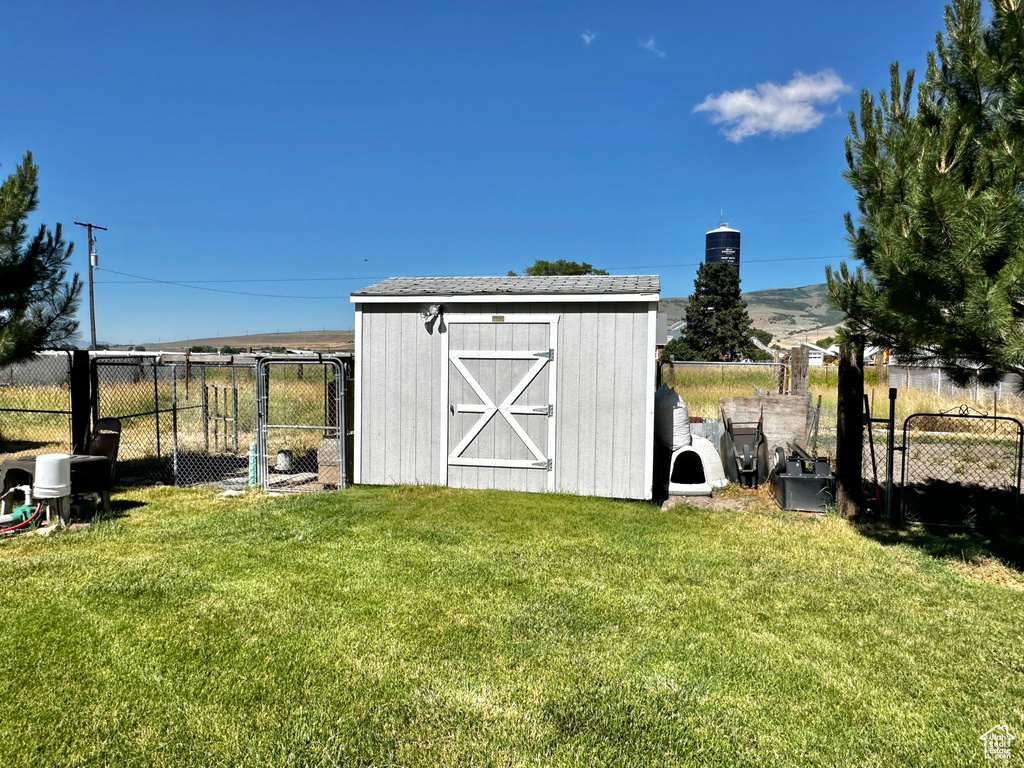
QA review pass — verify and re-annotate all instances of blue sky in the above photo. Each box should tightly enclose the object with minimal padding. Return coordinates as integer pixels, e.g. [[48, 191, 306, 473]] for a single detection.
[[3, 0, 944, 344]]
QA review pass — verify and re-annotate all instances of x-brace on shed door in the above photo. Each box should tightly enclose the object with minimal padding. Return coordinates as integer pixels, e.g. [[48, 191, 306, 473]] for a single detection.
[[441, 314, 558, 492]]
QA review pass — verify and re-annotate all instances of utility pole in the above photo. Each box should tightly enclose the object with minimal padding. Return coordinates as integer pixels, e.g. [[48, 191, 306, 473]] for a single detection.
[[74, 221, 107, 351]]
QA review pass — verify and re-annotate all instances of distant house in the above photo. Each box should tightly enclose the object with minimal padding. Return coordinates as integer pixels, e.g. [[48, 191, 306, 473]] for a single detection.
[[824, 344, 885, 365], [798, 341, 833, 367]]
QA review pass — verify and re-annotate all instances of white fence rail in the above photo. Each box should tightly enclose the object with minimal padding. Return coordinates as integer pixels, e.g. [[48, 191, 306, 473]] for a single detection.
[[888, 365, 1024, 407]]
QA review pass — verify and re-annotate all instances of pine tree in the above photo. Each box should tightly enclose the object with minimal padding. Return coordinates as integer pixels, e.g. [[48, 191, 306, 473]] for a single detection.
[[827, 0, 1024, 387], [672, 261, 756, 361], [827, 0, 1024, 517], [0, 152, 82, 366]]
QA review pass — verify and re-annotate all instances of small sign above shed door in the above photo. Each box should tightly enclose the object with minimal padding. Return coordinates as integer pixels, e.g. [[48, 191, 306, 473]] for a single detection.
[[441, 315, 558, 493]]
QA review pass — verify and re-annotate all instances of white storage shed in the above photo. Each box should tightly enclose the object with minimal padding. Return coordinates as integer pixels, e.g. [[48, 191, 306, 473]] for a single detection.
[[351, 275, 660, 500]]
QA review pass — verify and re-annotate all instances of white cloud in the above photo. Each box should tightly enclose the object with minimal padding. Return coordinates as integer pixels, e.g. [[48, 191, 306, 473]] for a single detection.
[[581, 30, 595, 45], [641, 36, 665, 58], [694, 70, 851, 142]]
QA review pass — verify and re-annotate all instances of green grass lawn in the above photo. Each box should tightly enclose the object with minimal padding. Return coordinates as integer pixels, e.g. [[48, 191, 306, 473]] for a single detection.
[[1, 486, 1022, 767]]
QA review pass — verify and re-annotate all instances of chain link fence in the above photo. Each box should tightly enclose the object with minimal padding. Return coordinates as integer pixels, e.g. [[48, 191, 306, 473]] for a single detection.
[[1, 350, 353, 492], [257, 358, 351, 492], [0, 351, 75, 461], [859, 398, 1023, 527], [861, 418, 890, 519], [93, 355, 258, 487], [889, 365, 1024, 409], [900, 413, 1023, 528], [658, 361, 787, 420]]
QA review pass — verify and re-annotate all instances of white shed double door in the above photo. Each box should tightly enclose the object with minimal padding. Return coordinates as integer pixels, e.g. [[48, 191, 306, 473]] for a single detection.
[[442, 314, 558, 492]]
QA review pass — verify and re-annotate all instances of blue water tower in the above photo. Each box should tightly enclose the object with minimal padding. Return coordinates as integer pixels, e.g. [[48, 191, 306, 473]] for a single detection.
[[705, 223, 741, 271]]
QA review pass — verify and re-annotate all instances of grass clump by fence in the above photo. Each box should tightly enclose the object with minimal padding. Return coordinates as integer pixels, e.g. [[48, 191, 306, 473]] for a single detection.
[[0, 485, 1021, 767]]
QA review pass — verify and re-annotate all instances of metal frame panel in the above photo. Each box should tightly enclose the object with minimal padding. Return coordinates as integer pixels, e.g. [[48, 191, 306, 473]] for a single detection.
[[256, 356, 346, 492], [899, 411, 1023, 526]]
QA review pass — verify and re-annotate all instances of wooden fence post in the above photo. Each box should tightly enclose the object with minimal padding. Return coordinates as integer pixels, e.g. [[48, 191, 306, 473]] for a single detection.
[[70, 350, 91, 452], [836, 342, 864, 518], [790, 346, 809, 397]]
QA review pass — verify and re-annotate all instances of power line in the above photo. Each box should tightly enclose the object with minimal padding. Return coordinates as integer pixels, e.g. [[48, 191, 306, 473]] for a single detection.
[[95, 254, 841, 295], [95, 268, 355, 299], [608, 255, 840, 270], [94, 273, 391, 285]]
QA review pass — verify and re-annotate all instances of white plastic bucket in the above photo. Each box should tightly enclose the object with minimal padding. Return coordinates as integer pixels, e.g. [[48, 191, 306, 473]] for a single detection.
[[276, 450, 293, 472], [34, 453, 72, 499]]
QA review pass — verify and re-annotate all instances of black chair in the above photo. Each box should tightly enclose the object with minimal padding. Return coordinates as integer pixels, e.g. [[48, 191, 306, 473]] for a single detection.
[[70, 418, 122, 513]]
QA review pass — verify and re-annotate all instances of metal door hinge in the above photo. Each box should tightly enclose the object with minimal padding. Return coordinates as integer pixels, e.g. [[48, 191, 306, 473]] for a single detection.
[[532, 404, 554, 417], [533, 458, 553, 470], [534, 349, 554, 360]]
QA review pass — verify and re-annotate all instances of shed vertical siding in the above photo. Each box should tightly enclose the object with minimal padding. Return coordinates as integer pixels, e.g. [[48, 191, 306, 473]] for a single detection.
[[552, 302, 651, 500], [357, 303, 445, 486], [356, 298, 654, 498]]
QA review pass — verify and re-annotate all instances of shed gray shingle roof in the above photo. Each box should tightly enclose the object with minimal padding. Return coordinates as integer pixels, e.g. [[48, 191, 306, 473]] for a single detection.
[[352, 275, 660, 297]]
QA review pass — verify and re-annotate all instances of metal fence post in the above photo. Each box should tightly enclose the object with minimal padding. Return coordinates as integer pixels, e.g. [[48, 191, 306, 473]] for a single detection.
[[90, 356, 100, 425], [213, 385, 220, 451], [202, 377, 209, 453], [153, 360, 161, 459], [884, 387, 897, 523], [70, 350, 91, 453], [172, 365, 179, 486], [232, 369, 239, 454], [342, 362, 350, 487], [1017, 422, 1024, 526]]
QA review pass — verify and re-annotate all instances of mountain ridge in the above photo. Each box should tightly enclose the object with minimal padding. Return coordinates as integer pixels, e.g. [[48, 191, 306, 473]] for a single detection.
[[120, 284, 839, 351], [661, 282, 842, 345]]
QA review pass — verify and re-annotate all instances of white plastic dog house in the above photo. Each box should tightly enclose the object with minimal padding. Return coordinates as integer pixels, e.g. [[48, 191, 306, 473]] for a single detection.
[[655, 384, 728, 497], [667, 436, 728, 496]]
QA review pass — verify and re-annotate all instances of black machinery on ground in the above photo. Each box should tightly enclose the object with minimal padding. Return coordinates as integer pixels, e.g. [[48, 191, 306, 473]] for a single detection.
[[768, 444, 835, 512]]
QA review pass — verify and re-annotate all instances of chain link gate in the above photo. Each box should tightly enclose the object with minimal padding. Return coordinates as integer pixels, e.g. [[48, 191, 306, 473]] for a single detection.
[[900, 411, 1023, 528], [256, 356, 349, 492]]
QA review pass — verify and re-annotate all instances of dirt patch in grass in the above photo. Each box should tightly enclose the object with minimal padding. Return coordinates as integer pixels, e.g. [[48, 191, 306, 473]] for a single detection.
[[660, 484, 772, 513], [948, 558, 1024, 590]]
